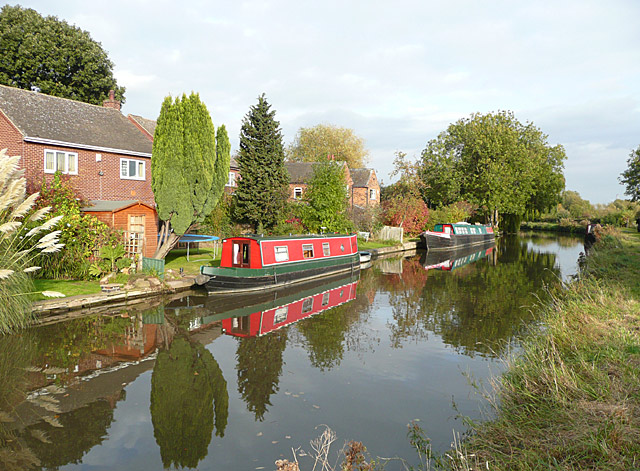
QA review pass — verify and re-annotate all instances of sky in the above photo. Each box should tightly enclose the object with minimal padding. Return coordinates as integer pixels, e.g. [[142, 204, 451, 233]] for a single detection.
[[12, 0, 640, 204]]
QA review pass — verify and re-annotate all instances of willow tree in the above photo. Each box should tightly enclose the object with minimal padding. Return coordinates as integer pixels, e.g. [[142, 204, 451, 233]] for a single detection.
[[286, 124, 369, 168], [420, 111, 566, 231], [152, 93, 230, 259]]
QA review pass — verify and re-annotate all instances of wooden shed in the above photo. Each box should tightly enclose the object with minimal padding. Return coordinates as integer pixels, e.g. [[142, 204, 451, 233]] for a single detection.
[[82, 200, 158, 258]]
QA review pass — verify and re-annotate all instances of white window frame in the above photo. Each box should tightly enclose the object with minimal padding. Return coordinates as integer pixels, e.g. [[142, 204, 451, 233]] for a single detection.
[[227, 171, 236, 187], [120, 158, 146, 181], [274, 306, 288, 324], [369, 188, 376, 199], [44, 150, 78, 175], [294, 187, 303, 199], [274, 246, 289, 262], [322, 242, 330, 256]]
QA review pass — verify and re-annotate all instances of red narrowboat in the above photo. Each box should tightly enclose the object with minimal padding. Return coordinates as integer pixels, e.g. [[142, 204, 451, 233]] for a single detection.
[[200, 233, 360, 293]]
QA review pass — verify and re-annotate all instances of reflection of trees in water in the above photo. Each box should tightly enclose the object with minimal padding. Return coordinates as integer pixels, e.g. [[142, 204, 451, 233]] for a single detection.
[[23, 398, 118, 469], [150, 332, 228, 469], [236, 329, 287, 421], [294, 276, 379, 371], [0, 333, 40, 470], [385, 238, 561, 357]]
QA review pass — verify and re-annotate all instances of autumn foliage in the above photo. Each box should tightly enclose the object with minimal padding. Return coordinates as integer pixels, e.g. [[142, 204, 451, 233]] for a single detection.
[[381, 196, 429, 235]]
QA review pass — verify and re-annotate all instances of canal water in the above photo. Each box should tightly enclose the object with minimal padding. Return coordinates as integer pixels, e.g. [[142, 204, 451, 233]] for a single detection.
[[0, 234, 584, 471]]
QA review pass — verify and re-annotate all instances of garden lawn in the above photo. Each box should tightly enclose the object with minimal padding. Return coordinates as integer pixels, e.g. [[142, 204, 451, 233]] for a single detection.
[[32, 279, 101, 301], [164, 247, 221, 275]]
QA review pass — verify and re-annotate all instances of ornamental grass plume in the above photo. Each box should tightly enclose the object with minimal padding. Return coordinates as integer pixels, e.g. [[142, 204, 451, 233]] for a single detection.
[[0, 148, 63, 334]]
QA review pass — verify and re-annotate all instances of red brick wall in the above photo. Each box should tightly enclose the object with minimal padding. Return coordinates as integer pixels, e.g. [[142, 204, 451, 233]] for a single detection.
[[25, 144, 155, 205], [0, 111, 24, 159], [0, 116, 156, 205], [350, 172, 380, 207]]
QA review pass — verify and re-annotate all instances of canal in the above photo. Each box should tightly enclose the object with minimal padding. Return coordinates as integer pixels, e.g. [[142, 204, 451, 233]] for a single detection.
[[0, 234, 584, 470]]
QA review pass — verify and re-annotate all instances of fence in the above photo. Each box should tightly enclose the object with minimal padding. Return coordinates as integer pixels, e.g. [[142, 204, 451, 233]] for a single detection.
[[142, 257, 165, 279]]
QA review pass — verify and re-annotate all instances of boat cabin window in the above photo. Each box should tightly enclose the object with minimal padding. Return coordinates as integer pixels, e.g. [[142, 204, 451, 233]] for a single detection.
[[274, 307, 288, 324], [302, 297, 313, 313], [322, 292, 330, 306], [274, 246, 289, 262], [233, 241, 250, 267], [322, 242, 330, 256], [231, 315, 250, 334], [444, 225, 452, 234], [302, 244, 314, 259]]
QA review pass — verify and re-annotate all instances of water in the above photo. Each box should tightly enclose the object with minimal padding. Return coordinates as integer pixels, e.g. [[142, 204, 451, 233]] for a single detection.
[[0, 234, 585, 470]]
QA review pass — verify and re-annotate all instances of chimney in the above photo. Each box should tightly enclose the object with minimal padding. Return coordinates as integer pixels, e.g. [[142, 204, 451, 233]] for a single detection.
[[103, 89, 121, 111]]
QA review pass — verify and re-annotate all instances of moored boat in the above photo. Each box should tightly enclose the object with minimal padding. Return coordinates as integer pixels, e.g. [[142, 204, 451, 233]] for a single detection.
[[200, 233, 360, 293], [420, 222, 495, 251]]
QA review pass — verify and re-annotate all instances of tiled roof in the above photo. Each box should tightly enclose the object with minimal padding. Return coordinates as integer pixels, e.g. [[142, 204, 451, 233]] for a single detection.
[[230, 156, 239, 169], [285, 162, 315, 183], [0, 85, 153, 156], [285, 161, 350, 184], [128, 114, 156, 138], [350, 168, 373, 187]]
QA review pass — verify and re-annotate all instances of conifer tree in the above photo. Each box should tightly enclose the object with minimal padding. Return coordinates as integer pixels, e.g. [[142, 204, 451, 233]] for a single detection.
[[234, 94, 289, 230], [152, 93, 229, 259]]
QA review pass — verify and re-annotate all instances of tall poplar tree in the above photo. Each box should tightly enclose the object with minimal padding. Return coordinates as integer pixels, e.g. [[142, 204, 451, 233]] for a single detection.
[[152, 93, 230, 259], [234, 94, 289, 230]]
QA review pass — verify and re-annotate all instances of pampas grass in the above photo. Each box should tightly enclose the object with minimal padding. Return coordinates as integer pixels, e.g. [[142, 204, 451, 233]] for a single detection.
[[0, 148, 63, 334]]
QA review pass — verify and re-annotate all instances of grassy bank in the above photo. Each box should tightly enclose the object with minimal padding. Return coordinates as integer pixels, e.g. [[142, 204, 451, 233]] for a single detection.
[[520, 221, 587, 234], [452, 228, 640, 470]]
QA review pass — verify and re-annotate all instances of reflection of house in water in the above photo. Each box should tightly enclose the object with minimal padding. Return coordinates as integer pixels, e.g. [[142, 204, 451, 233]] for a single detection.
[[223, 277, 359, 337]]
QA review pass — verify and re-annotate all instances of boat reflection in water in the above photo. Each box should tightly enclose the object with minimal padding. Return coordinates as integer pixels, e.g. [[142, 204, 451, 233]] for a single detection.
[[420, 241, 496, 272], [157, 271, 360, 337], [222, 272, 359, 338]]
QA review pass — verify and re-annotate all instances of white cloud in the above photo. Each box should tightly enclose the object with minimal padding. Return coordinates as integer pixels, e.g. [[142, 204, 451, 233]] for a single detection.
[[15, 0, 640, 203]]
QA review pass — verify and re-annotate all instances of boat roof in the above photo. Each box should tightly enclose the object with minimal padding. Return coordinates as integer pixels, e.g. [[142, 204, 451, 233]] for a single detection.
[[225, 233, 354, 242]]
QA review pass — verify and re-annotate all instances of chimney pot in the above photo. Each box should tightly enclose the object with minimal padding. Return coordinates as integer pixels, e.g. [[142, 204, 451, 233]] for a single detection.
[[103, 89, 121, 111]]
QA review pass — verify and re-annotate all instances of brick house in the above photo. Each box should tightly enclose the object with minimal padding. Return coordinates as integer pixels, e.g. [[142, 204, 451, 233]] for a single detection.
[[349, 168, 380, 208], [0, 84, 160, 256], [225, 156, 240, 193], [284, 161, 379, 209]]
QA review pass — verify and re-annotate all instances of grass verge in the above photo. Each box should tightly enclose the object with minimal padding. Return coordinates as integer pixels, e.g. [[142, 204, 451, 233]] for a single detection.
[[164, 247, 220, 275], [450, 228, 640, 470], [31, 279, 101, 301]]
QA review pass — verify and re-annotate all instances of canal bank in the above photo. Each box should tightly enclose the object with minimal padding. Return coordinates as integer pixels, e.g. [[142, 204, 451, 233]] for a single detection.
[[452, 228, 640, 470], [31, 241, 419, 318]]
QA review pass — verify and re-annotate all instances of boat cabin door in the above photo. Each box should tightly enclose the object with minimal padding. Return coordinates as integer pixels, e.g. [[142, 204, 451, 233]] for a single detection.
[[232, 241, 251, 267]]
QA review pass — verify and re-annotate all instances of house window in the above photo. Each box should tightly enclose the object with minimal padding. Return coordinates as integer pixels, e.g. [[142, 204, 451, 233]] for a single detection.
[[294, 187, 303, 199], [120, 158, 145, 180], [369, 188, 376, 200], [322, 242, 330, 256], [44, 150, 78, 175], [274, 246, 289, 262], [302, 244, 314, 259], [227, 171, 236, 187]]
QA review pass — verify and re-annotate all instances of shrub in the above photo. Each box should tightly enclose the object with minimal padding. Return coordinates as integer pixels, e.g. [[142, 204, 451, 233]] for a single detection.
[[382, 196, 429, 236], [31, 174, 120, 279]]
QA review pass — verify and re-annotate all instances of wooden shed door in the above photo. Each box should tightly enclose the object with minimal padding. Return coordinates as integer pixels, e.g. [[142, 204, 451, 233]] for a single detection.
[[128, 215, 146, 256]]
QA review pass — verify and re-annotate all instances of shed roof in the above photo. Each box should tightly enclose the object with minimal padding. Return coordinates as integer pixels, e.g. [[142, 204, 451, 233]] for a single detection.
[[0, 85, 153, 156], [82, 200, 154, 212]]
